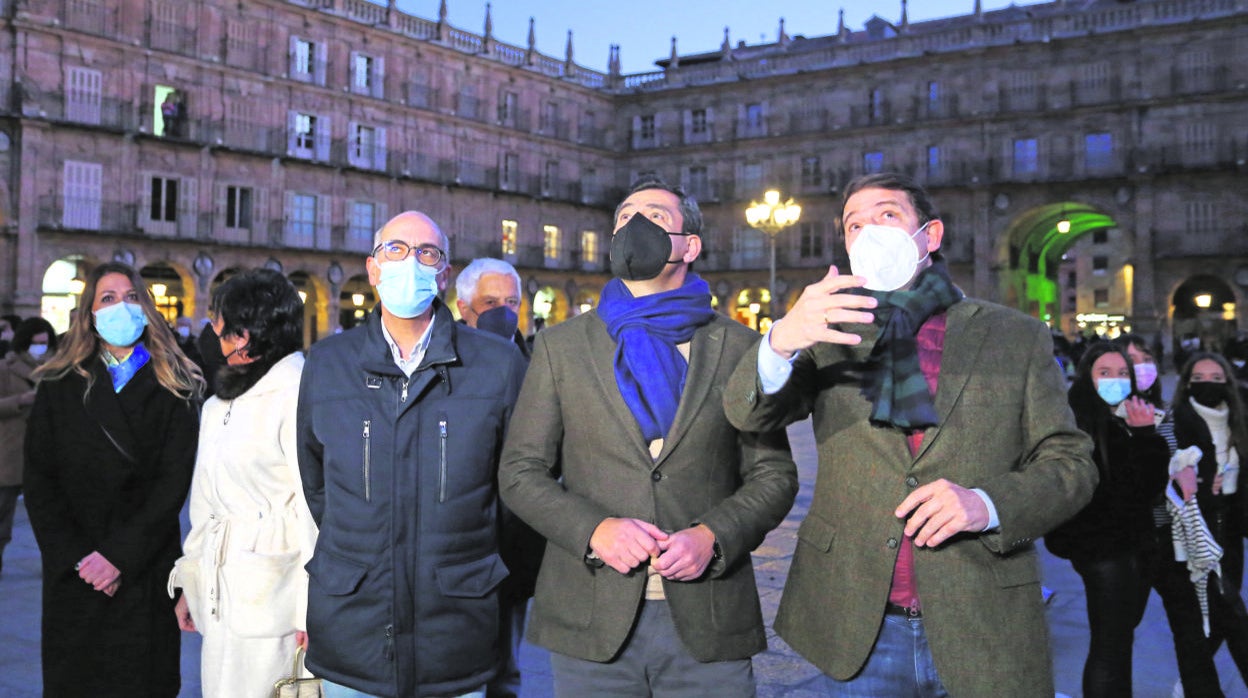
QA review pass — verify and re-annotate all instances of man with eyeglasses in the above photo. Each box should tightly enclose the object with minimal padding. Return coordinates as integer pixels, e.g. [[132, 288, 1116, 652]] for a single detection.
[[297, 211, 528, 698], [499, 178, 797, 696]]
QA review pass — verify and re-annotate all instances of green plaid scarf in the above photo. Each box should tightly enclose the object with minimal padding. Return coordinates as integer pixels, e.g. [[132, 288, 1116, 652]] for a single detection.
[[857, 261, 962, 430]]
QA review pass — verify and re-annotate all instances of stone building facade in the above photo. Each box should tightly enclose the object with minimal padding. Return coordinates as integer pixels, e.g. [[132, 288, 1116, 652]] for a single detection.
[[0, 0, 1244, 353]]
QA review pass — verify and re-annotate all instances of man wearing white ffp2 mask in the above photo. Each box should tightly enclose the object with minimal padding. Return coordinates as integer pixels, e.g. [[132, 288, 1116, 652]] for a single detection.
[[847, 217, 936, 292]]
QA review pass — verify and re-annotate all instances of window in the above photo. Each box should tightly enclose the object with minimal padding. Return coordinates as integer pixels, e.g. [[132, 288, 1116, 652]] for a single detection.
[[1092, 229, 1108, 245], [800, 157, 821, 189], [739, 163, 763, 194], [542, 160, 558, 196], [1181, 124, 1217, 163], [927, 145, 942, 179], [498, 91, 518, 126], [640, 115, 656, 142], [457, 85, 481, 120], [348, 201, 376, 251], [540, 101, 560, 135], [500, 152, 519, 190], [686, 108, 711, 143], [66, 67, 102, 125], [1085, 133, 1114, 172], [1092, 256, 1108, 275], [287, 193, 317, 247], [289, 37, 326, 85], [149, 177, 179, 223], [869, 88, 885, 121], [501, 219, 518, 256], [349, 123, 385, 170], [686, 166, 709, 200], [581, 230, 599, 267], [225, 186, 252, 229], [744, 103, 765, 135], [350, 52, 384, 98], [582, 168, 600, 203], [1185, 201, 1216, 235], [62, 160, 102, 230], [1093, 288, 1109, 308], [927, 81, 941, 115], [1013, 138, 1038, 176], [691, 109, 708, 135], [1077, 62, 1111, 103], [734, 226, 765, 265], [543, 225, 560, 263], [289, 112, 330, 160], [799, 222, 824, 259], [863, 151, 884, 174], [1178, 50, 1215, 92]]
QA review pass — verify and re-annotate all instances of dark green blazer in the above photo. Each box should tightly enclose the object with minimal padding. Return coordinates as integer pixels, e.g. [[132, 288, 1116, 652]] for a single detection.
[[723, 298, 1096, 697], [499, 311, 798, 662]]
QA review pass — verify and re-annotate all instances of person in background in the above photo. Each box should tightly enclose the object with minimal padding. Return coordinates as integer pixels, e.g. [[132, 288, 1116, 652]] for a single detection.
[[0, 314, 21, 356], [24, 262, 202, 697], [455, 256, 536, 698], [170, 269, 318, 697], [1167, 352, 1248, 691], [173, 316, 204, 373], [0, 317, 58, 576], [1047, 341, 1170, 697]]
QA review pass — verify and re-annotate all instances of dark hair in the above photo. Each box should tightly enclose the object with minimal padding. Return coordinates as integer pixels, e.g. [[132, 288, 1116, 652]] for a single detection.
[[614, 176, 703, 236], [1, 314, 21, 331], [1173, 351, 1248, 459], [1114, 333, 1163, 407], [1068, 341, 1136, 479], [12, 317, 58, 355], [210, 268, 304, 360], [841, 172, 941, 228]]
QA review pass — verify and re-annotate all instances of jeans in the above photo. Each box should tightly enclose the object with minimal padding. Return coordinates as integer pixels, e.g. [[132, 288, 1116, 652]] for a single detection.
[[322, 678, 485, 698], [811, 612, 949, 697], [1072, 551, 1152, 698]]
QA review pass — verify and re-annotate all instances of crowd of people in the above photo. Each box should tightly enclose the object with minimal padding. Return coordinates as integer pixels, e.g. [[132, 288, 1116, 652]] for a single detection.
[[1, 172, 1246, 697]]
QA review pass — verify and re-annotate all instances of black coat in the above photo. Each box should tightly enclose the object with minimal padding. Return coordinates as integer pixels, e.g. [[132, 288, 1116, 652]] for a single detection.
[[297, 302, 527, 698], [24, 358, 198, 698]]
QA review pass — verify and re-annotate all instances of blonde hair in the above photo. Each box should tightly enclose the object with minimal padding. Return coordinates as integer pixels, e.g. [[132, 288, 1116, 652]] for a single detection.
[[35, 262, 205, 400]]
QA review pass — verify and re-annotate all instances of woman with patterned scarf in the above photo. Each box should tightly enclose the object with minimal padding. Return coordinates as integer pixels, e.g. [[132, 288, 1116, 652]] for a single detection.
[[24, 261, 202, 697]]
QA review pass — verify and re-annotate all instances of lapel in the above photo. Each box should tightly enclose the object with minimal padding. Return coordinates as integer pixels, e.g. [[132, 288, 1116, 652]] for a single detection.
[[654, 320, 725, 468], [914, 300, 989, 460], [584, 313, 654, 462], [84, 359, 144, 465]]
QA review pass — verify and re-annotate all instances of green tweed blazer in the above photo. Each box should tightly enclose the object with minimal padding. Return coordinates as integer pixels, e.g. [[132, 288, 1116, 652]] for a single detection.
[[723, 298, 1096, 698], [499, 311, 798, 663]]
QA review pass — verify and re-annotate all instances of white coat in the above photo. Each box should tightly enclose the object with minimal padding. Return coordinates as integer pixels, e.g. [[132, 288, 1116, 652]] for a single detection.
[[169, 352, 318, 698]]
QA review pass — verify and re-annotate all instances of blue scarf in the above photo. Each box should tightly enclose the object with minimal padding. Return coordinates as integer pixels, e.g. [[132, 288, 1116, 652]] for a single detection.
[[103, 343, 151, 393], [597, 275, 716, 442]]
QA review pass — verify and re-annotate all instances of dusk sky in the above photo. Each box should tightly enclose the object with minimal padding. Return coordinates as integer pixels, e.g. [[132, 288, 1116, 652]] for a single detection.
[[395, 0, 1050, 74]]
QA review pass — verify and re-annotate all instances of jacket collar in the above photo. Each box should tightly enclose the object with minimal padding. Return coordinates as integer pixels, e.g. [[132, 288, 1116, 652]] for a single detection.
[[359, 299, 460, 377]]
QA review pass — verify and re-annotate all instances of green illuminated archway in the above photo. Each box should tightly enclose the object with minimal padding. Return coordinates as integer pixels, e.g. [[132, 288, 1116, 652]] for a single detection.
[[1001, 202, 1119, 322]]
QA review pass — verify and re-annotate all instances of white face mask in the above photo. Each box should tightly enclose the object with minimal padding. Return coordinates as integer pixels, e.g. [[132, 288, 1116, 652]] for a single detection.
[[848, 222, 931, 292]]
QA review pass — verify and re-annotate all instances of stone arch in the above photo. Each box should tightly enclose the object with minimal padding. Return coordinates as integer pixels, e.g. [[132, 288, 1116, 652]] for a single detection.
[[997, 201, 1119, 323], [287, 269, 331, 347], [138, 260, 197, 325], [39, 257, 94, 334], [1169, 274, 1239, 359], [339, 274, 375, 331]]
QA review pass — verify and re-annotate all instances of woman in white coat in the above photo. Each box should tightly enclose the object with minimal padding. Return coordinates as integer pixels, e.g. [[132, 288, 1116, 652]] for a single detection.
[[169, 269, 318, 697]]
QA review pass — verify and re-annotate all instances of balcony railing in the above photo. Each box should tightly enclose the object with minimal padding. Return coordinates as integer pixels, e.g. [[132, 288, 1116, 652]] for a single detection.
[[39, 195, 137, 233], [63, 0, 120, 39]]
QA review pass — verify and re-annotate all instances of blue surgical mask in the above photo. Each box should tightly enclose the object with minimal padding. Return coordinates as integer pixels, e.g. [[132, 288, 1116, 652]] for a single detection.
[[1096, 377, 1132, 406], [376, 257, 439, 319], [94, 302, 148, 347]]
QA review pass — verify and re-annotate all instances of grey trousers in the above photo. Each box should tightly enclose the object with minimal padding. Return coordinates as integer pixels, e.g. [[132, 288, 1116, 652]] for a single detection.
[[550, 600, 755, 698]]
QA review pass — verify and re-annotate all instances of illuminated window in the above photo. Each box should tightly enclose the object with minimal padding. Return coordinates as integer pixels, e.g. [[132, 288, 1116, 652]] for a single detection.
[[501, 219, 517, 256], [543, 225, 560, 261]]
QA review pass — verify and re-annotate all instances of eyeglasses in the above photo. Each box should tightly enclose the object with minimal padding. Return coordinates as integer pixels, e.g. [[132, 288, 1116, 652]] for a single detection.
[[371, 240, 446, 268]]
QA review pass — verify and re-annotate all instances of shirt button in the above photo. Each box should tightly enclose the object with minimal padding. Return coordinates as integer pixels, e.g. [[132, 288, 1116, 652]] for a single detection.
[[886, 537, 899, 549], [651, 471, 662, 482], [905, 476, 919, 488]]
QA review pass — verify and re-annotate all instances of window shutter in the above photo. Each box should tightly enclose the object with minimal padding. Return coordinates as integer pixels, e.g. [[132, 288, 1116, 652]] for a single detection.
[[181, 177, 198, 238], [373, 56, 385, 98], [316, 195, 331, 250], [683, 110, 692, 142], [287, 111, 298, 155], [139, 172, 153, 230], [349, 51, 360, 89], [314, 42, 328, 85], [316, 114, 331, 161], [347, 121, 360, 166], [255, 188, 269, 245], [215, 183, 228, 236], [705, 107, 715, 140], [631, 115, 641, 149], [374, 126, 387, 171], [736, 104, 746, 138], [288, 36, 299, 77]]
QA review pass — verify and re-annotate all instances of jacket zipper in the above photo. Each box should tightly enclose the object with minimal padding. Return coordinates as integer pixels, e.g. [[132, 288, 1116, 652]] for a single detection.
[[438, 415, 448, 503], [400, 377, 409, 403], [362, 419, 372, 502], [384, 623, 394, 661]]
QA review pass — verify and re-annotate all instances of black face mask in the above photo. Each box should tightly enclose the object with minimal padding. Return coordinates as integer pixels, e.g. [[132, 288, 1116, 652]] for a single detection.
[[609, 214, 689, 281], [476, 305, 519, 340], [1189, 381, 1229, 408]]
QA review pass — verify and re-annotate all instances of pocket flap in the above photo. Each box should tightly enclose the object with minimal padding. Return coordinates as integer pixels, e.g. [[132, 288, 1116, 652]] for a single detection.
[[434, 553, 509, 598], [991, 549, 1041, 588], [796, 514, 836, 553], [307, 551, 368, 596]]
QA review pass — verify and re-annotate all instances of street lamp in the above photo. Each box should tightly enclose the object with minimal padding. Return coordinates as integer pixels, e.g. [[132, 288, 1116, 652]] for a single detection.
[[745, 189, 801, 320]]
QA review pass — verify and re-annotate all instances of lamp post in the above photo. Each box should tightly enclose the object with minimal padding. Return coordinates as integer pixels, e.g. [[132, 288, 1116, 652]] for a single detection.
[[745, 189, 801, 321]]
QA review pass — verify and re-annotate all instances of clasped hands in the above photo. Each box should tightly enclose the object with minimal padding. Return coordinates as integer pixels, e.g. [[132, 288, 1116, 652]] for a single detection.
[[589, 518, 716, 581], [76, 551, 121, 597]]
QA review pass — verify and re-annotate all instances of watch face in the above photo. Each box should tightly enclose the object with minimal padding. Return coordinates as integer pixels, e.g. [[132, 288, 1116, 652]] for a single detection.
[[1237, 267, 1248, 287]]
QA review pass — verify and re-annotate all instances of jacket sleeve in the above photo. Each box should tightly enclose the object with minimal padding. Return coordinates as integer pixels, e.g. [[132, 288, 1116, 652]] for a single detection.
[[977, 321, 1098, 554], [280, 373, 318, 632], [169, 421, 213, 594], [1125, 424, 1171, 504], [296, 351, 326, 527], [723, 339, 821, 434], [96, 396, 199, 577], [695, 426, 798, 577], [23, 382, 94, 574], [498, 332, 615, 560]]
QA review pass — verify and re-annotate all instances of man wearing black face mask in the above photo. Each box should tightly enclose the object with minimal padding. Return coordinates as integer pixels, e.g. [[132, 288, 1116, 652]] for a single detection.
[[499, 178, 798, 696], [455, 257, 529, 360]]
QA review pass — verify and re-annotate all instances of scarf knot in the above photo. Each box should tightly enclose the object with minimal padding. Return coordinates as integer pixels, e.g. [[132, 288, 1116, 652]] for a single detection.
[[855, 261, 962, 430], [103, 342, 151, 393], [597, 275, 716, 442]]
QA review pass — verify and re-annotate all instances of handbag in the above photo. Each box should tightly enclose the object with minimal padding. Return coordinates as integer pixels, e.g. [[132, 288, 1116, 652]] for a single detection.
[[272, 646, 324, 698]]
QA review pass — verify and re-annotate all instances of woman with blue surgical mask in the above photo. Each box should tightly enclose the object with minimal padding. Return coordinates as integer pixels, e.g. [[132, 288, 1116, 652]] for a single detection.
[[23, 262, 203, 697], [1046, 341, 1170, 697]]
